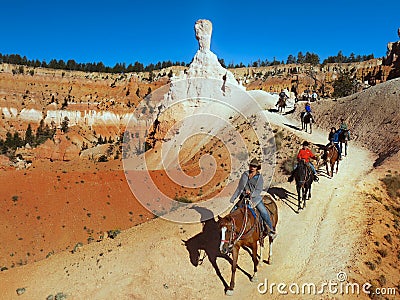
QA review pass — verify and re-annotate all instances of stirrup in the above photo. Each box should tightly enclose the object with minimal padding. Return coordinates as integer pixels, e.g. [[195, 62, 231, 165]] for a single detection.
[[269, 232, 277, 239]]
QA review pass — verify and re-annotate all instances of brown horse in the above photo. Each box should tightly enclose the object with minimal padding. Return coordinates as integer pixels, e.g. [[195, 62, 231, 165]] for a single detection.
[[338, 129, 350, 156], [277, 97, 286, 113], [218, 195, 278, 296], [321, 144, 339, 177]]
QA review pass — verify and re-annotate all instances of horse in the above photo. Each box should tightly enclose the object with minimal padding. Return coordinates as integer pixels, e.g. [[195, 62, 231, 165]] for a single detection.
[[300, 112, 313, 133], [277, 97, 286, 113], [321, 144, 339, 177], [293, 159, 313, 211], [338, 129, 349, 156], [218, 195, 278, 296]]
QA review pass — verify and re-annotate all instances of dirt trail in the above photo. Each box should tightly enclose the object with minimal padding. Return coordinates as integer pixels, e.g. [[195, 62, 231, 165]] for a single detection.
[[0, 107, 375, 299]]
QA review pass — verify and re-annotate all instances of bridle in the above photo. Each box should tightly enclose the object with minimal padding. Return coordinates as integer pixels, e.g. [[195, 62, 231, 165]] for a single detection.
[[326, 144, 338, 161], [220, 199, 256, 253]]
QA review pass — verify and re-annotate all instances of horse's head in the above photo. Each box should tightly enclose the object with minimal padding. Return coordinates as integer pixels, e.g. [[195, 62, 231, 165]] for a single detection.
[[217, 215, 234, 255], [315, 152, 323, 169]]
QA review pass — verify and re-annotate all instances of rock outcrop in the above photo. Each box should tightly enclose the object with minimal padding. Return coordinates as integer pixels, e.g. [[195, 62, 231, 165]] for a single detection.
[[383, 28, 400, 79], [32, 130, 80, 161]]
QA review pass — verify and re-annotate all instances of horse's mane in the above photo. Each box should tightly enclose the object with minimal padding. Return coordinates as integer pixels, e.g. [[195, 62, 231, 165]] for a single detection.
[[219, 205, 248, 226]]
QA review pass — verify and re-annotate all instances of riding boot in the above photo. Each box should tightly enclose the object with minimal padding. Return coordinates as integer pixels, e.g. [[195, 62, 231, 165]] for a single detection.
[[268, 227, 277, 239], [313, 174, 319, 182], [288, 170, 294, 182]]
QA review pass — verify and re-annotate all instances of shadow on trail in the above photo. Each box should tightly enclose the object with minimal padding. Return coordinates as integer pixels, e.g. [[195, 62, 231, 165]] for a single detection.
[[182, 206, 252, 291], [283, 107, 296, 115], [283, 123, 302, 131], [267, 187, 299, 214]]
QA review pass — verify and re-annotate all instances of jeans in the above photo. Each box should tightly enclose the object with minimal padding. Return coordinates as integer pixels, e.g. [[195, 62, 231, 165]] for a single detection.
[[308, 162, 316, 174], [256, 201, 273, 231]]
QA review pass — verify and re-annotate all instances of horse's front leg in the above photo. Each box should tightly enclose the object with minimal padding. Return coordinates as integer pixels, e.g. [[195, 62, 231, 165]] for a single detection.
[[226, 246, 239, 296], [250, 242, 259, 282], [302, 187, 307, 208], [296, 185, 301, 211], [268, 236, 273, 264]]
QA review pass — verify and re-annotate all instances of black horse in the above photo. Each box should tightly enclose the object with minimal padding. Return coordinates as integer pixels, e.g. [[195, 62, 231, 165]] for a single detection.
[[300, 112, 313, 133], [338, 129, 350, 156], [293, 159, 313, 211]]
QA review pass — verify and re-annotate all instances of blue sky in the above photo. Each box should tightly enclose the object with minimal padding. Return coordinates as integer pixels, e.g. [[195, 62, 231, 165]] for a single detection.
[[1, 0, 399, 67]]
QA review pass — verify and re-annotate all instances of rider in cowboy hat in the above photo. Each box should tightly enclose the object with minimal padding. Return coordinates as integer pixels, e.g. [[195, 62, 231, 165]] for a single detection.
[[230, 158, 276, 238], [288, 141, 319, 182]]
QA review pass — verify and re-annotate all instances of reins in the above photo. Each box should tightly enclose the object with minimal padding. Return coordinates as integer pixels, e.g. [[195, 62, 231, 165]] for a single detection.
[[223, 198, 258, 251]]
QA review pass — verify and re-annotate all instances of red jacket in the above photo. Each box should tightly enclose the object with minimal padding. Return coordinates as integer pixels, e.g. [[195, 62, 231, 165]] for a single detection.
[[297, 148, 315, 163]]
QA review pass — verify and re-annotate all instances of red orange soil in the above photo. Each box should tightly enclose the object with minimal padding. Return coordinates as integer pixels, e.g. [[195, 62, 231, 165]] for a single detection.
[[0, 159, 154, 268]]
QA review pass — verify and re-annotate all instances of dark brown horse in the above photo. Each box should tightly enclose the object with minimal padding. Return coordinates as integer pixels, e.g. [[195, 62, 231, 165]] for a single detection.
[[277, 97, 286, 113], [218, 195, 278, 296], [321, 144, 339, 177], [338, 129, 349, 156], [300, 112, 313, 133], [293, 159, 313, 211]]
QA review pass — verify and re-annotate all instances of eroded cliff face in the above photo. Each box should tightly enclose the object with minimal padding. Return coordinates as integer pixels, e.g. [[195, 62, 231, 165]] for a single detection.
[[1, 25, 398, 163], [233, 59, 392, 97], [383, 29, 400, 79]]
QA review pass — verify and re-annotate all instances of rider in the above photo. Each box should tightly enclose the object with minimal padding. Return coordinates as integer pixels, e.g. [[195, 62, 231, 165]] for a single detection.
[[339, 118, 351, 140], [305, 101, 312, 113], [311, 91, 318, 102], [276, 89, 288, 107], [230, 158, 276, 238], [328, 127, 342, 159], [288, 141, 319, 182]]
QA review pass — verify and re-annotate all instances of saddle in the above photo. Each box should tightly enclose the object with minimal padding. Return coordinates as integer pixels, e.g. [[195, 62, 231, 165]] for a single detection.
[[302, 162, 315, 181], [232, 197, 272, 246]]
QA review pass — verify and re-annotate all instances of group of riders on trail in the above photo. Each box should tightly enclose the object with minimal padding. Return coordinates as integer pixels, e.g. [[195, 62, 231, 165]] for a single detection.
[[228, 91, 352, 246], [328, 119, 351, 160]]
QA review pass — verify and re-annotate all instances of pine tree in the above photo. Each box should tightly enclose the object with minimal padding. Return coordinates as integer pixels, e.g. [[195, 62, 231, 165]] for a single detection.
[[61, 117, 69, 133], [25, 124, 34, 146]]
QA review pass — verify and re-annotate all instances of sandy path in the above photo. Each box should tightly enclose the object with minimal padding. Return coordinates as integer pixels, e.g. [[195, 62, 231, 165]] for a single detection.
[[0, 104, 374, 299]]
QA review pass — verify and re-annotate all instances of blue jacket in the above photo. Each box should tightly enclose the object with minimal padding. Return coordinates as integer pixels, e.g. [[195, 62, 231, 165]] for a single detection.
[[332, 130, 340, 143]]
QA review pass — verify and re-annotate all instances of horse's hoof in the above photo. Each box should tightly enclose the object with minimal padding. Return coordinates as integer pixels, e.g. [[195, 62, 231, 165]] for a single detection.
[[268, 258, 272, 265], [225, 289, 234, 296], [251, 275, 258, 283]]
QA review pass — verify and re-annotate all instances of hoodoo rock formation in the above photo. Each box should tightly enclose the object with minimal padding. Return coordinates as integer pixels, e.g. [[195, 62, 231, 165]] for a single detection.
[[146, 19, 247, 150]]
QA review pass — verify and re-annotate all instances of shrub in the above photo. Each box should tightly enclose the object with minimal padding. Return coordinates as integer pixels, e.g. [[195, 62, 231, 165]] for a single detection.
[[107, 229, 121, 239], [377, 249, 388, 258], [365, 261, 376, 270], [383, 234, 392, 244], [381, 174, 400, 198], [98, 155, 108, 162], [332, 72, 354, 98], [174, 196, 192, 203]]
